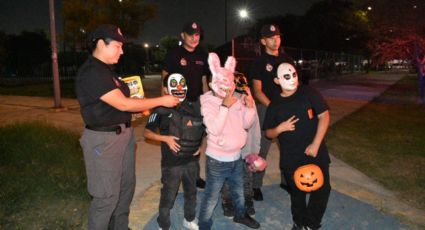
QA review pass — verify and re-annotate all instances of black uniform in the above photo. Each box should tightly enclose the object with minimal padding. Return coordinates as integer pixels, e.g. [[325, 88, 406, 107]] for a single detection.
[[77, 56, 131, 126], [263, 85, 331, 229], [76, 55, 136, 229], [163, 46, 209, 102], [250, 52, 294, 101]]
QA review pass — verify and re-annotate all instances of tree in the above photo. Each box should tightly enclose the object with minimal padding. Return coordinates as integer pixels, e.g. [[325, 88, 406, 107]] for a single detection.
[[151, 35, 179, 64], [4, 31, 51, 77], [62, 0, 158, 49], [302, 0, 369, 53], [246, 0, 369, 54], [354, 0, 425, 64]]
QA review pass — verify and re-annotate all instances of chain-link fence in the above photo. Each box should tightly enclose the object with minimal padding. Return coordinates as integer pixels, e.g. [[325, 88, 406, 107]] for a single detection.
[[229, 36, 367, 84], [1, 36, 368, 85]]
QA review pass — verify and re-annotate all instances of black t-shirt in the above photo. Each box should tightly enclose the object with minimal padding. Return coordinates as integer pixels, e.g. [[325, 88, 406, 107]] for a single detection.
[[263, 86, 331, 169], [163, 46, 209, 102], [249, 52, 294, 101], [76, 56, 131, 127], [145, 104, 198, 167]]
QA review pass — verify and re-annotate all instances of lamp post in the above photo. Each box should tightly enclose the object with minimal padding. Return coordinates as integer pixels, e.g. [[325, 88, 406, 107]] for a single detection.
[[144, 43, 149, 74], [48, 0, 62, 109]]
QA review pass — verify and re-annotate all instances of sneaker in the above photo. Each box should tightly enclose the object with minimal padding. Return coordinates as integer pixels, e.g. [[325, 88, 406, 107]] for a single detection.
[[182, 218, 199, 230], [279, 183, 290, 193], [233, 213, 260, 229], [252, 188, 263, 201], [196, 178, 206, 189]]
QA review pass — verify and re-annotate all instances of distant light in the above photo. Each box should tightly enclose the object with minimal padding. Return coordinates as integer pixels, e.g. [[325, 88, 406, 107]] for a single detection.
[[118, 0, 123, 2], [413, 5, 417, 9], [345, 37, 350, 41], [79, 28, 86, 34], [144, 43, 149, 48], [367, 6, 372, 11], [155, 44, 159, 48], [178, 41, 182, 46], [298, 60, 303, 64], [239, 9, 248, 19]]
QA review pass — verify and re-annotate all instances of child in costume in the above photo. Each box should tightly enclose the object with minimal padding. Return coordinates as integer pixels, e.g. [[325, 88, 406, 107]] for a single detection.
[[144, 73, 203, 230], [264, 63, 331, 230], [197, 53, 260, 230], [221, 72, 267, 217]]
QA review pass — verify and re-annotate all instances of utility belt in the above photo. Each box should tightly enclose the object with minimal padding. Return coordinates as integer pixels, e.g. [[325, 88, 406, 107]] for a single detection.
[[85, 122, 131, 135]]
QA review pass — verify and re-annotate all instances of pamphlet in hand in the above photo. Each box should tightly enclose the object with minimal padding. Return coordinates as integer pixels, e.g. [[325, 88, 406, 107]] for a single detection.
[[121, 75, 150, 119]]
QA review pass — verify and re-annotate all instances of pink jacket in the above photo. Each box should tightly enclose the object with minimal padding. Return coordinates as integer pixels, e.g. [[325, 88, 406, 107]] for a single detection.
[[200, 91, 256, 162]]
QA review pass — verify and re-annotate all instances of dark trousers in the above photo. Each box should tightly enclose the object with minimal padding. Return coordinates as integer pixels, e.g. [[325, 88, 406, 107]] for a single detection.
[[157, 160, 197, 229], [284, 164, 331, 229], [221, 162, 253, 206]]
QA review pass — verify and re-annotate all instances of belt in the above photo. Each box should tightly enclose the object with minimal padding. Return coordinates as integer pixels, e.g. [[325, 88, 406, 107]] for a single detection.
[[85, 122, 131, 134]]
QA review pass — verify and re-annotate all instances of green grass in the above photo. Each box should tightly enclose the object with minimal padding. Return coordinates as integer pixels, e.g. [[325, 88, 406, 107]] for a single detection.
[[0, 80, 77, 98], [327, 74, 425, 210], [0, 121, 89, 229]]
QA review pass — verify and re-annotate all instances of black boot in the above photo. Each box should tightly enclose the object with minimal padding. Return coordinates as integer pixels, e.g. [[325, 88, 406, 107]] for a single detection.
[[252, 188, 263, 201], [222, 199, 234, 217], [233, 213, 260, 229], [245, 198, 255, 216]]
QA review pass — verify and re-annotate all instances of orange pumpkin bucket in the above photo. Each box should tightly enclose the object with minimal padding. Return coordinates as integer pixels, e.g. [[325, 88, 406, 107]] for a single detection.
[[293, 164, 324, 192]]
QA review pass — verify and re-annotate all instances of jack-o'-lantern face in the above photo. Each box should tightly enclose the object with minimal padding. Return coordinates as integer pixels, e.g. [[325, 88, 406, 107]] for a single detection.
[[294, 164, 324, 192]]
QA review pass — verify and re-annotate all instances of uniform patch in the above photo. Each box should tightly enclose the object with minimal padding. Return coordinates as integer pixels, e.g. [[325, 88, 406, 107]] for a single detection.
[[308, 108, 314, 119], [113, 77, 121, 87], [266, 63, 273, 72], [180, 58, 187, 66]]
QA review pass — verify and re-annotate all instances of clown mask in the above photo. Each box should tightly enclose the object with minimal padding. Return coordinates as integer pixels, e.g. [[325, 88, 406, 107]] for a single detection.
[[276, 63, 298, 91], [208, 52, 236, 98], [167, 73, 187, 102]]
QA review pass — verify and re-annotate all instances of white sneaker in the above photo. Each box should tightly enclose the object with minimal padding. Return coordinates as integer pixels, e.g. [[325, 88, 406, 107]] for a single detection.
[[182, 218, 199, 230]]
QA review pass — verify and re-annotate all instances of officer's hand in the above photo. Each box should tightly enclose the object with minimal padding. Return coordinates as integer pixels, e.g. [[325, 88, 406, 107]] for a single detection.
[[161, 95, 180, 107]]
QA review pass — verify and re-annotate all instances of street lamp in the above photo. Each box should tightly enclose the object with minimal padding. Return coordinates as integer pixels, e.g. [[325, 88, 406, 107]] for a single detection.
[[239, 9, 248, 19], [144, 43, 149, 73]]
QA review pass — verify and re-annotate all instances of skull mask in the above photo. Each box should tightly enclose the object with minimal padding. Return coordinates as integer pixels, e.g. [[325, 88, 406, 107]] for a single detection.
[[276, 63, 298, 91], [167, 73, 187, 102]]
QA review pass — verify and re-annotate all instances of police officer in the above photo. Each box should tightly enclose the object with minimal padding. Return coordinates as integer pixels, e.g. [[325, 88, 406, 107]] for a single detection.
[[76, 24, 179, 230], [161, 21, 210, 188]]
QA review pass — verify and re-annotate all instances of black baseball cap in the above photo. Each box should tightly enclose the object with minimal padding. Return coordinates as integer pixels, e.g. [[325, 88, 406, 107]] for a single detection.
[[89, 24, 125, 43], [182, 21, 201, 35], [260, 24, 281, 38]]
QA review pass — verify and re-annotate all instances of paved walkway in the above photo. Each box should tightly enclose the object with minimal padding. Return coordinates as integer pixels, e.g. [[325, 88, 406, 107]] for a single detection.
[[1, 72, 424, 229]]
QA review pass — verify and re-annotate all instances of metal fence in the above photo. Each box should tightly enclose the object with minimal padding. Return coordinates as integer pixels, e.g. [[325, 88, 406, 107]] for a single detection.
[[1, 36, 371, 85], [230, 36, 367, 83]]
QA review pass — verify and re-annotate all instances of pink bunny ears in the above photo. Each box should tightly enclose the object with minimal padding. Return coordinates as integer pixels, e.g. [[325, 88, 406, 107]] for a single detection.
[[208, 52, 237, 98]]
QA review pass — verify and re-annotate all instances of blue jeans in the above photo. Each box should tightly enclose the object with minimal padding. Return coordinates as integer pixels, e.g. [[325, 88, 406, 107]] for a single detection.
[[198, 156, 245, 230]]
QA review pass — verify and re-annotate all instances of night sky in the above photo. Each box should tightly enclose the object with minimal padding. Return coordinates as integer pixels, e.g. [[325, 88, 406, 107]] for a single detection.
[[0, 0, 319, 46]]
